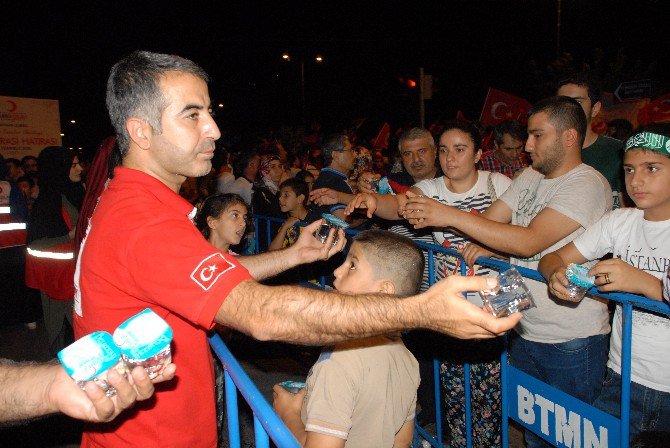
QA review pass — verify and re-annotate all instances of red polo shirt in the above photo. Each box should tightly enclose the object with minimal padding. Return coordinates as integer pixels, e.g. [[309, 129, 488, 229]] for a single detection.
[[74, 167, 252, 448]]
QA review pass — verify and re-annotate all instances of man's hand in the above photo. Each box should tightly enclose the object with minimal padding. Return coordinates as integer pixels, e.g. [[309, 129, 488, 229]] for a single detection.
[[50, 363, 176, 423], [288, 219, 346, 264], [309, 188, 340, 206], [356, 172, 381, 194], [402, 191, 453, 229], [421, 275, 522, 338], [344, 193, 376, 218], [459, 242, 496, 268]]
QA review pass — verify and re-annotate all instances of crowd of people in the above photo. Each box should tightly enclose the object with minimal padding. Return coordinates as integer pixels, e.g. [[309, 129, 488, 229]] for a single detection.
[[1, 49, 668, 448]]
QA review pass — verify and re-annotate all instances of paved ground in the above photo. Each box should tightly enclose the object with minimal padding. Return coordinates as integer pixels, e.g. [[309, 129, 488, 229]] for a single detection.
[[0, 320, 524, 447]]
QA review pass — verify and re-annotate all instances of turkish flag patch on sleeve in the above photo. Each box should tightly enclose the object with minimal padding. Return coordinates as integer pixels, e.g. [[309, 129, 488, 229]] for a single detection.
[[190, 253, 236, 291]]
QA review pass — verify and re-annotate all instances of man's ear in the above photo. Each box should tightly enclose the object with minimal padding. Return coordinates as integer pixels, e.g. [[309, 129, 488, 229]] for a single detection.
[[378, 279, 396, 295], [591, 100, 602, 120], [563, 128, 580, 150], [126, 118, 153, 150], [474, 148, 483, 164]]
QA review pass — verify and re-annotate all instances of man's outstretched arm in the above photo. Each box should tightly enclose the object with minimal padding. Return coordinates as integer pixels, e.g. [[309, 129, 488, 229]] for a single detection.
[[237, 220, 345, 280], [216, 275, 521, 345], [0, 360, 175, 424]]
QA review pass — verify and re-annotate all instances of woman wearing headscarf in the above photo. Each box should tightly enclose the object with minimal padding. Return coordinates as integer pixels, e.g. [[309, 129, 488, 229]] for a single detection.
[[26, 146, 84, 355], [252, 154, 286, 251]]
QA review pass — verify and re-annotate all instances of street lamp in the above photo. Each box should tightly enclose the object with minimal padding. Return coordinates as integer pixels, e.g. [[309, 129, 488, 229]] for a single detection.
[[282, 52, 324, 119]]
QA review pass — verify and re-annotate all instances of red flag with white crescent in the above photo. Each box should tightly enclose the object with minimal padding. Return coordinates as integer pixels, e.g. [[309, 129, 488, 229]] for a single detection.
[[479, 88, 532, 127], [637, 93, 670, 125], [371, 122, 391, 150]]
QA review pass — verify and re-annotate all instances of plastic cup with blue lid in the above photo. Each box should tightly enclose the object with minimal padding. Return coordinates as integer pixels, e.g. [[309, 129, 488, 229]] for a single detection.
[[564, 263, 595, 300], [278, 380, 306, 394], [113, 309, 173, 379], [58, 331, 128, 396], [314, 213, 349, 246]]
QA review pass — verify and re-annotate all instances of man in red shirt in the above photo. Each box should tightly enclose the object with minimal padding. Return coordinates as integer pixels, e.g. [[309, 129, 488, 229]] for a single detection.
[[74, 51, 520, 448]]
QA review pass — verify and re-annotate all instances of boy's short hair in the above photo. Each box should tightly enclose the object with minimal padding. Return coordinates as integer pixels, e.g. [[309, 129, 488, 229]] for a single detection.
[[353, 230, 424, 296], [279, 178, 309, 205]]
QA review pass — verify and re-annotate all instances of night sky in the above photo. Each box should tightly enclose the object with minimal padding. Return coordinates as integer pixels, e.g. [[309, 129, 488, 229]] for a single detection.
[[2, 0, 668, 154]]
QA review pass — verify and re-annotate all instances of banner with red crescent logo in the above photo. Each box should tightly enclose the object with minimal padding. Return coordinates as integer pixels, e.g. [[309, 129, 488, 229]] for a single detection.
[[370, 122, 391, 151], [591, 93, 650, 134], [0, 96, 62, 159], [479, 88, 532, 128]]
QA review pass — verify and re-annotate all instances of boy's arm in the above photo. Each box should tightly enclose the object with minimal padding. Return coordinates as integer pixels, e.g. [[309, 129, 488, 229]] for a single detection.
[[538, 243, 589, 302], [393, 420, 414, 448], [304, 433, 346, 448], [589, 258, 663, 301], [268, 217, 299, 251], [273, 385, 307, 445]]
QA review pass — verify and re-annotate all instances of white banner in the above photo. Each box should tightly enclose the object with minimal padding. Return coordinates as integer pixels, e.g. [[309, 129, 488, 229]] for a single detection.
[[0, 96, 62, 158]]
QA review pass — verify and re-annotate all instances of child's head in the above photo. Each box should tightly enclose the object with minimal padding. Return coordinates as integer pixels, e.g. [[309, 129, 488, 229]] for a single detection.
[[623, 123, 670, 220], [333, 229, 424, 296], [294, 170, 315, 192], [195, 193, 249, 248], [278, 178, 308, 214]]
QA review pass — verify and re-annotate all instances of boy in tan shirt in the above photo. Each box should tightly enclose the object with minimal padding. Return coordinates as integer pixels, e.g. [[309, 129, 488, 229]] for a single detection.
[[273, 229, 423, 447]]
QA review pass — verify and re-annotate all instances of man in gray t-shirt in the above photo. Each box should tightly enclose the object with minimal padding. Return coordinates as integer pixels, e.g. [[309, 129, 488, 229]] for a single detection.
[[403, 96, 612, 448]]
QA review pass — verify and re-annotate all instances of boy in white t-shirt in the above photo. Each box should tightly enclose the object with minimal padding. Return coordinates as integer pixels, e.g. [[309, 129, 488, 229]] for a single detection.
[[273, 230, 422, 448], [539, 124, 670, 440]]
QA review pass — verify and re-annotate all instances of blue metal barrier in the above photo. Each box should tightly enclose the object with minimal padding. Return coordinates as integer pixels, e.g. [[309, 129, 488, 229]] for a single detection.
[[211, 214, 670, 448], [209, 333, 301, 448]]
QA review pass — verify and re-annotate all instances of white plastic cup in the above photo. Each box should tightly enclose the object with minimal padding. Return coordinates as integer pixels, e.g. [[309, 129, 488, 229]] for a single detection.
[[113, 309, 173, 379], [565, 263, 595, 300], [58, 331, 128, 396]]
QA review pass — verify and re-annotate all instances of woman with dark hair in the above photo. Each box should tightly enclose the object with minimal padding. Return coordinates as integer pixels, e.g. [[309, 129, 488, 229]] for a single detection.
[[26, 146, 84, 355]]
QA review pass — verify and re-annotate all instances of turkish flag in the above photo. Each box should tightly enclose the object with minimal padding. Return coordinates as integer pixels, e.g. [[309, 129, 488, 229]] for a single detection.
[[456, 110, 469, 122], [479, 88, 532, 127], [371, 122, 391, 150], [637, 93, 670, 125]]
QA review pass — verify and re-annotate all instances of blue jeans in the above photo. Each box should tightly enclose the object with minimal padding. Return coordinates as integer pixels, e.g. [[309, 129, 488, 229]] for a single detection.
[[594, 368, 670, 443], [508, 333, 609, 448]]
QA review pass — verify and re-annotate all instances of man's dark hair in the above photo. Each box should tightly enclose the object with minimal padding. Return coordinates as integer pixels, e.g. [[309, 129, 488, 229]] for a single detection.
[[556, 73, 602, 106], [106, 50, 209, 155], [528, 96, 587, 147], [279, 178, 309, 205], [321, 134, 349, 165], [232, 150, 259, 179], [493, 120, 526, 144], [440, 120, 483, 150], [398, 127, 435, 151], [353, 229, 424, 296]]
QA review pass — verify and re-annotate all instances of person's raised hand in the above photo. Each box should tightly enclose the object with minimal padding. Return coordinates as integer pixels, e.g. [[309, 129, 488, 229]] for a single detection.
[[356, 172, 381, 194], [290, 219, 346, 264], [344, 193, 377, 218], [402, 191, 451, 229], [309, 188, 340, 206], [420, 275, 521, 338]]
